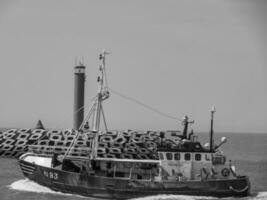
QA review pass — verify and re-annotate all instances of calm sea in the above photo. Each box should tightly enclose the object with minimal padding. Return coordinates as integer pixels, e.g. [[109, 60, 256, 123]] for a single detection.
[[0, 132, 266, 200]]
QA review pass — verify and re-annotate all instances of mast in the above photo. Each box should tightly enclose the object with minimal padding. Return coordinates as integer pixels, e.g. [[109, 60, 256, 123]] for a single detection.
[[80, 50, 110, 132], [209, 106, 216, 152]]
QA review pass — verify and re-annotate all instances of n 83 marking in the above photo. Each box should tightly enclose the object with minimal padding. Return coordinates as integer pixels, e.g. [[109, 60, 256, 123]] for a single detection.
[[43, 171, 58, 180]]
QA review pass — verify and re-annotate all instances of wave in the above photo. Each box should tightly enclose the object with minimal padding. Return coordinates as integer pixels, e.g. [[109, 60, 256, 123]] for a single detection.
[[8, 179, 267, 200], [8, 179, 85, 198], [253, 191, 267, 200], [130, 194, 217, 200], [130, 191, 267, 200]]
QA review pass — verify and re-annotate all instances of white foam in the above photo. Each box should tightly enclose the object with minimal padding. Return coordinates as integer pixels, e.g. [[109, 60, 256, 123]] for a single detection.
[[9, 179, 55, 193], [131, 194, 217, 200], [254, 191, 267, 200], [8, 179, 79, 197]]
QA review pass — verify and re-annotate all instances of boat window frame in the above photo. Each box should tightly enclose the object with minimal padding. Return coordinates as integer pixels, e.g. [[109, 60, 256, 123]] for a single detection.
[[159, 152, 164, 160], [174, 153, 181, 161], [166, 152, 173, 160], [184, 153, 191, 161], [195, 153, 201, 161]]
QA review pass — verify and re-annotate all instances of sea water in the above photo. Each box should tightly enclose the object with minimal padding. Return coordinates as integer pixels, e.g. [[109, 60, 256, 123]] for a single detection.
[[0, 132, 266, 200]]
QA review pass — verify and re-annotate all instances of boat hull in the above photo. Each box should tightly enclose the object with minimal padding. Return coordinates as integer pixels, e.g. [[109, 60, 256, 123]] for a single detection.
[[19, 159, 250, 199]]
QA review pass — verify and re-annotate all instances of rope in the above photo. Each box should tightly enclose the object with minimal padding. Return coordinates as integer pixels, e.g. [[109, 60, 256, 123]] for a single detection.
[[108, 87, 182, 121]]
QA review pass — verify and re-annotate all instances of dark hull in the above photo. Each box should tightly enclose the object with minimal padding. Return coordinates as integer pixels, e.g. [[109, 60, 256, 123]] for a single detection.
[[19, 160, 250, 199]]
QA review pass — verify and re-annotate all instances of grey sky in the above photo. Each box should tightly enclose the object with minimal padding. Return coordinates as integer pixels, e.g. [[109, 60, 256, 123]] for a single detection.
[[0, 0, 266, 133]]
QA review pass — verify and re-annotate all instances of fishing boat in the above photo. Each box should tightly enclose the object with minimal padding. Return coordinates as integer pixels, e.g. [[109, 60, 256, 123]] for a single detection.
[[18, 51, 250, 199]]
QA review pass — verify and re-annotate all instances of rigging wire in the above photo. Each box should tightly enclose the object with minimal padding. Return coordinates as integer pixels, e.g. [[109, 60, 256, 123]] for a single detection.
[[29, 96, 98, 146], [54, 95, 98, 130], [108, 87, 182, 122]]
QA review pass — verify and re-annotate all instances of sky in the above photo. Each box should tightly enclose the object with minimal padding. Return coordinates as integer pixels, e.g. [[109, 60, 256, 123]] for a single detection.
[[0, 0, 266, 133]]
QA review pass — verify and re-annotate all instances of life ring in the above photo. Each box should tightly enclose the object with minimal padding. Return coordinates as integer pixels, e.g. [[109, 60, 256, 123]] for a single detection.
[[15, 139, 28, 147], [29, 133, 42, 140], [108, 147, 122, 154], [17, 133, 30, 140], [221, 168, 230, 177], [114, 136, 127, 144]]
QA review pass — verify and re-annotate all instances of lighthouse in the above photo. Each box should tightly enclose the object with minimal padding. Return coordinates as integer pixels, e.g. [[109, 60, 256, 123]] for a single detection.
[[73, 63, 86, 130]]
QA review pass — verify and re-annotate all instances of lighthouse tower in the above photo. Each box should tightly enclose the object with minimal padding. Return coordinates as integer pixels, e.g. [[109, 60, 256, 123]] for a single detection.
[[73, 63, 86, 130]]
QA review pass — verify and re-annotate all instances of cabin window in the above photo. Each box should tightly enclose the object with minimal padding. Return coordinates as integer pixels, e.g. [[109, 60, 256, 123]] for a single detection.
[[184, 153, 191, 161], [166, 153, 173, 160], [159, 153, 164, 160], [212, 155, 226, 165], [174, 153, 180, 160], [195, 153, 201, 161]]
